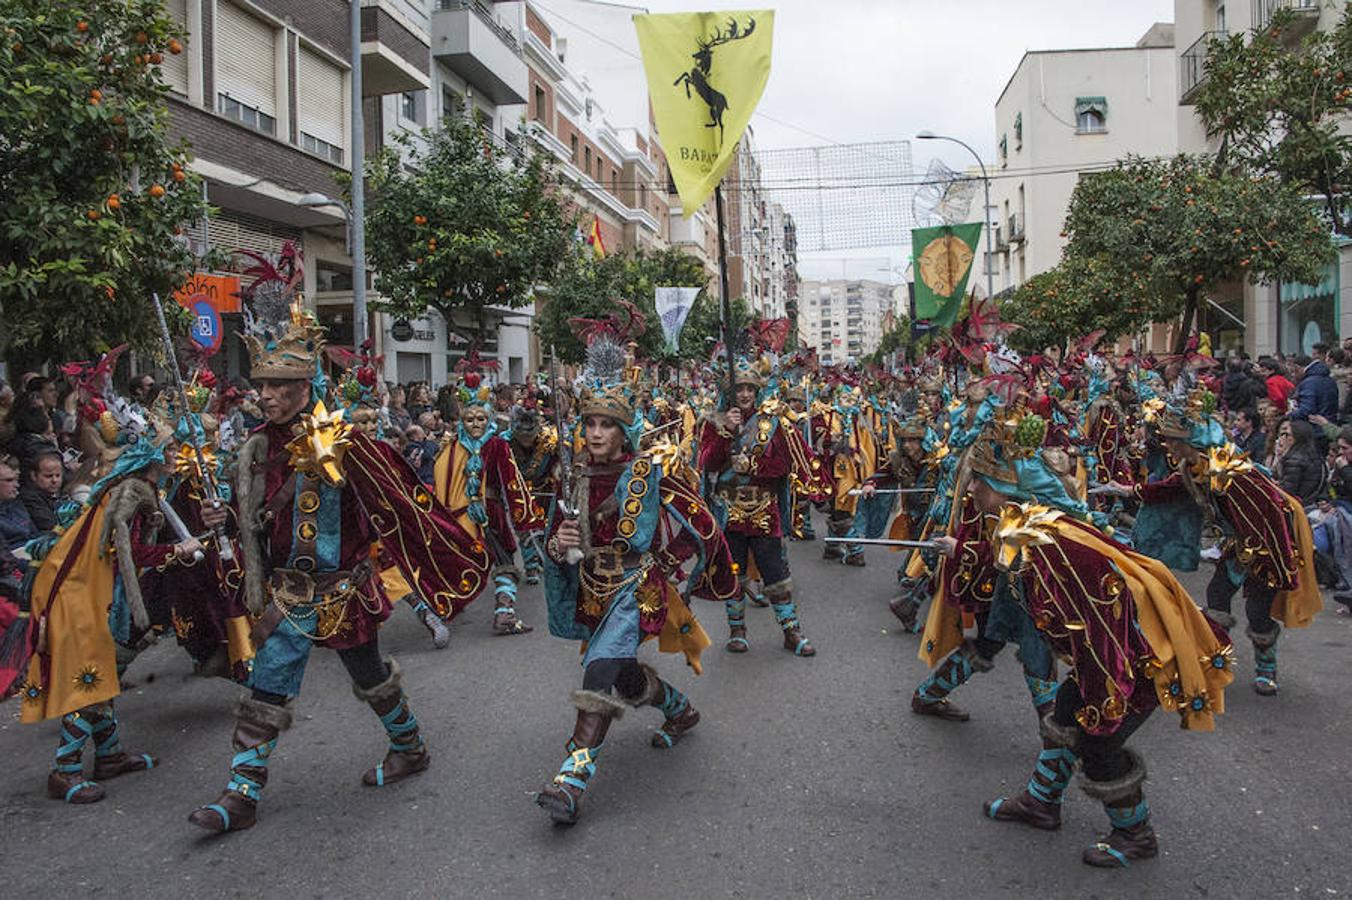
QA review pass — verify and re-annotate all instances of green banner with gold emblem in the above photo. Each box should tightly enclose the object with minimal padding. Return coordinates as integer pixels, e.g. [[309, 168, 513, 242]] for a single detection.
[[911, 222, 983, 328]]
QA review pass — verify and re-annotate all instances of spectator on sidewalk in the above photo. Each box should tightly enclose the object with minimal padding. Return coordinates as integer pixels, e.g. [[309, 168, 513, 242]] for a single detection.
[[1257, 356, 1295, 412], [1232, 408, 1266, 462], [19, 450, 65, 533]]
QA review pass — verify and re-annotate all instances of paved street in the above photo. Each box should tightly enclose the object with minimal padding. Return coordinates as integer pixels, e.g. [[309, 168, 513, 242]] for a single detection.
[[3, 518, 1350, 899]]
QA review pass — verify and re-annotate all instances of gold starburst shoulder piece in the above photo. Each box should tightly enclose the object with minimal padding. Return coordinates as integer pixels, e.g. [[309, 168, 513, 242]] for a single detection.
[[286, 399, 353, 487], [993, 502, 1064, 571], [1205, 444, 1254, 494]]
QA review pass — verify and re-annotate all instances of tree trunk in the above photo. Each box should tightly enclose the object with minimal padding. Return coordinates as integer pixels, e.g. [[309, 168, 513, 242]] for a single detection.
[[1175, 285, 1199, 354]]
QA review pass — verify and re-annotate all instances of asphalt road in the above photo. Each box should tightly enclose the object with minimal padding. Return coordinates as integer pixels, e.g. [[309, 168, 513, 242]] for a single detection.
[[2, 517, 1350, 899]]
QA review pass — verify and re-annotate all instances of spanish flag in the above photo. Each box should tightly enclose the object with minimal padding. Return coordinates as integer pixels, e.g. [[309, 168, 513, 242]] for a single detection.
[[587, 214, 606, 259]]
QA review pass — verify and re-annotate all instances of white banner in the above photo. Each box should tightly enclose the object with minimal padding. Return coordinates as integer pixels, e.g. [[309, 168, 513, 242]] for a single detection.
[[655, 286, 701, 353]]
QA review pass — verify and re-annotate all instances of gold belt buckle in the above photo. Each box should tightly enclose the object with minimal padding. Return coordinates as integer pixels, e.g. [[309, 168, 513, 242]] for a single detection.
[[270, 569, 315, 609], [591, 549, 624, 579]]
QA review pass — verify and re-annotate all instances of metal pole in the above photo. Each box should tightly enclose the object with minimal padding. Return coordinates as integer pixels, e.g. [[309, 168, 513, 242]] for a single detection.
[[349, 0, 367, 349], [715, 184, 735, 406], [924, 134, 994, 301]]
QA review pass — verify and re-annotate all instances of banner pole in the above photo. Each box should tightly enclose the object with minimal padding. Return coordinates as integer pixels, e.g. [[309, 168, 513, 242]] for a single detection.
[[715, 183, 735, 407]]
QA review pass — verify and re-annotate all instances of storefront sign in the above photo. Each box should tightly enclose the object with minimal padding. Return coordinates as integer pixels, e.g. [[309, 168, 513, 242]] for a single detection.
[[173, 272, 240, 355]]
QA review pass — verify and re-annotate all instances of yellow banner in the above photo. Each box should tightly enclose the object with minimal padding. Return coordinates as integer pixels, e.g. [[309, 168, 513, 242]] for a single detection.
[[633, 11, 774, 216]]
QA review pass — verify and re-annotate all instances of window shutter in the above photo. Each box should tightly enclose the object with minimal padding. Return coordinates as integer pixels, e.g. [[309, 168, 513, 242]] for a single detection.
[[215, 2, 276, 116], [161, 0, 189, 95], [297, 46, 345, 147], [1074, 96, 1107, 117]]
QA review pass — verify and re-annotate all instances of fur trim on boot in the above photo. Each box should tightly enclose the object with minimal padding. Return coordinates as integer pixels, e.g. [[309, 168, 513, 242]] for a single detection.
[[960, 638, 997, 673], [764, 578, 793, 601], [234, 696, 294, 733], [570, 689, 628, 719], [1204, 608, 1237, 631], [491, 563, 522, 581], [630, 664, 664, 707], [351, 658, 402, 706], [1246, 622, 1281, 649], [1078, 749, 1146, 802], [235, 434, 271, 616], [1039, 714, 1080, 750]]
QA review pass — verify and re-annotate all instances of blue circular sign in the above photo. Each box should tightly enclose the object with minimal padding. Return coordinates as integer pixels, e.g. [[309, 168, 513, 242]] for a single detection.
[[189, 297, 223, 354]]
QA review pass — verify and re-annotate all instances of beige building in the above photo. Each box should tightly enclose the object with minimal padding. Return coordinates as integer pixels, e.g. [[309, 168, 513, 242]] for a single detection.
[[991, 24, 1177, 295], [798, 279, 900, 365], [1176, 0, 1349, 356]]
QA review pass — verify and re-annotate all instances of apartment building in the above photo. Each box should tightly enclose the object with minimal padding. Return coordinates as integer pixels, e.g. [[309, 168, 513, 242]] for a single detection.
[[990, 23, 1177, 297], [162, 0, 430, 379], [798, 279, 900, 365], [1176, 0, 1349, 356]]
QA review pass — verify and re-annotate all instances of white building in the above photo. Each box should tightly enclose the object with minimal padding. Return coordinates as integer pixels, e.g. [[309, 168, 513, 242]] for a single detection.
[[798, 279, 899, 365], [1176, 0, 1350, 356], [991, 23, 1177, 295]]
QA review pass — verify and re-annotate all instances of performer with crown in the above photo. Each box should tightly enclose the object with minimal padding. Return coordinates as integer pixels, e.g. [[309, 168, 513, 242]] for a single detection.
[[430, 346, 545, 636], [700, 344, 828, 658], [1105, 389, 1322, 696], [189, 247, 492, 833], [502, 392, 559, 586], [533, 304, 737, 825]]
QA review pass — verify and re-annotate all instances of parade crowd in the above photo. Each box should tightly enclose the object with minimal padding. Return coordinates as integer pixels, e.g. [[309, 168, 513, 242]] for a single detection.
[[0, 264, 1338, 872]]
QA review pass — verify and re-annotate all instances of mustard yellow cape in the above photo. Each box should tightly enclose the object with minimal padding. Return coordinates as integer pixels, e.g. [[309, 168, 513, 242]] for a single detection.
[[1272, 492, 1322, 629], [21, 501, 119, 723]]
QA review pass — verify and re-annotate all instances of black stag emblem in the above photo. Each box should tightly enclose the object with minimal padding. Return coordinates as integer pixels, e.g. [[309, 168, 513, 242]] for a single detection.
[[673, 16, 757, 146]]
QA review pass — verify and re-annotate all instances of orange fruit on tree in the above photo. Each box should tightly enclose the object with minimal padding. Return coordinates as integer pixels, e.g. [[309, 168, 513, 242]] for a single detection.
[[134, 31, 148, 44], [76, 20, 89, 32], [103, 285, 115, 301], [168, 39, 183, 55], [148, 52, 162, 64], [173, 170, 186, 182], [107, 194, 120, 210], [149, 184, 166, 198], [413, 214, 427, 225], [86, 209, 101, 220]]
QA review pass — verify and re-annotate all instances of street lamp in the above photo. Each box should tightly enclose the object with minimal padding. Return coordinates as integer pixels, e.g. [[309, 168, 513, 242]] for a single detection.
[[915, 130, 995, 303], [299, 191, 366, 347]]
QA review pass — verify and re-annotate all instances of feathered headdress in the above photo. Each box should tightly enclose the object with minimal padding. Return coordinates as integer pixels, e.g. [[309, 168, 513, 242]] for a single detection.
[[454, 341, 498, 407], [238, 242, 324, 380], [572, 301, 645, 442]]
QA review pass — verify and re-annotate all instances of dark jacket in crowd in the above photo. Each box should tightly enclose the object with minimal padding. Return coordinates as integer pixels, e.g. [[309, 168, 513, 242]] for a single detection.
[[19, 484, 59, 533], [1235, 428, 1266, 462], [1332, 462, 1352, 502], [1222, 370, 1263, 416], [1292, 361, 1339, 422], [1276, 448, 1327, 505], [0, 497, 36, 551]]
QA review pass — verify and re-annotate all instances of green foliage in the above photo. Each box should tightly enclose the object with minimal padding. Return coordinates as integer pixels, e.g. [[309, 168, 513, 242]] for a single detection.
[[863, 318, 908, 365], [535, 245, 711, 363], [1194, 7, 1352, 235], [1008, 155, 1333, 352], [361, 116, 577, 339], [0, 0, 208, 365]]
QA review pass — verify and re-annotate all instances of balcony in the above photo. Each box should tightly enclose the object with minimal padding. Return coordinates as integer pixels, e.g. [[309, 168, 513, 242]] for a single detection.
[[994, 225, 1008, 252], [1253, 0, 1320, 45], [1180, 30, 1227, 105], [360, 2, 432, 96], [432, 0, 528, 106], [1007, 213, 1025, 244]]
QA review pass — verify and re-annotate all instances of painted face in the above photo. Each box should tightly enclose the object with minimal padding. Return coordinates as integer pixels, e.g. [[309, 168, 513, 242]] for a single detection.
[[462, 406, 489, 439], [788, 398, 805, 414], [922, 391, 942, 412], [34, 457, 63, 495], [258, 379, 310, 425], [0, 464, 18, 502], [584, 414, 625, 463], [352, 407, 380, 436]]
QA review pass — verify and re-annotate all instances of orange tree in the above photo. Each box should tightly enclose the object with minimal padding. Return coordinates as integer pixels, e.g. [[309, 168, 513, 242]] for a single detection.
[[361, 116, 576, 342], [1194, 6, 1352, 238], [1003, 155, 1333, 353], [0, 0, 206, 366]]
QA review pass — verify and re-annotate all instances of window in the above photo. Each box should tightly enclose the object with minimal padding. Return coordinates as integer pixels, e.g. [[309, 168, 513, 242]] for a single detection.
[[1013, 112, 1022, 149], [999, 134, 1007, 167], [315, 261, 353, 292], [570, 134, 579, 164], [301, 132, 343, 164], [400, 91, 425, 125], [584, 146, 592, 174], [595, 157, 603, 180], [442, 89, 463, 121], [218, 93, 276, 135], [162, 0, 189, 95], [533, 84, 547, 123], [1075, 97, 1107, 134], [298, 46, 344, 158]]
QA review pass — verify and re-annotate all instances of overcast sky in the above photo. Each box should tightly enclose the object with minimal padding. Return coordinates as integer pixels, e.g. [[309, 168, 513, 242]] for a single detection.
[[628, 0, 1177, 276]]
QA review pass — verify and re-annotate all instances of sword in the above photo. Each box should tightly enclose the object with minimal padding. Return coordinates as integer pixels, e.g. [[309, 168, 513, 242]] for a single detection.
[[549, 345, 583, 565], [152, 292, 235, 562], [823, 537, 942, 550], [846, 487, 936, 496], [158, 497, 205, 563]]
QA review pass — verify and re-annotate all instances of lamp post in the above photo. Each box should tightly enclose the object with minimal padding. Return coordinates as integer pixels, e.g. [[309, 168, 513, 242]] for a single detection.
[[299, 192, 365, 348], [348, 0, 367, 348], [915, 131, 995, 302]]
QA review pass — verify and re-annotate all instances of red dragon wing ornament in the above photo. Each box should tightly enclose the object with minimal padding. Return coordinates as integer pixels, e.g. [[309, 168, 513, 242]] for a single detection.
[[747, 318, 791, 354]]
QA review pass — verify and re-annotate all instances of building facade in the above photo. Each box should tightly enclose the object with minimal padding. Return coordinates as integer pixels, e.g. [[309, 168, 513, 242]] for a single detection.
[[797, 279, 900, 365], [1175, 0, 1350, 356], [991, 24, 1177, 296]]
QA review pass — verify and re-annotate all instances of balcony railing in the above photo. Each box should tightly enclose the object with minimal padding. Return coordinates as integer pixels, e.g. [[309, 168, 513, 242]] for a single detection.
[[1180, 30, 1227, 104], [1007, 214, 1025, 243], [436, 0, 519, 52], [1252, 0, 1320, 43]]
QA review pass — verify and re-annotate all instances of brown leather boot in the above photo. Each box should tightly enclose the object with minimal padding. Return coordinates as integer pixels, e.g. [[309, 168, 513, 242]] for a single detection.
[[766, 580, 815, 657], [910, 642, 987, 722], [637, 664, 701, 749], [490, 566, 532, 635], [354, 659, 430, 787], [1080, 751, 1158, 867], [889, 596, 920, 631], [87, 702, 158, 781], [535, 690, 623, 825], [47, 708, 104, 804], [984, 744, 1077, 831], [188, 697, 291, 833]]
